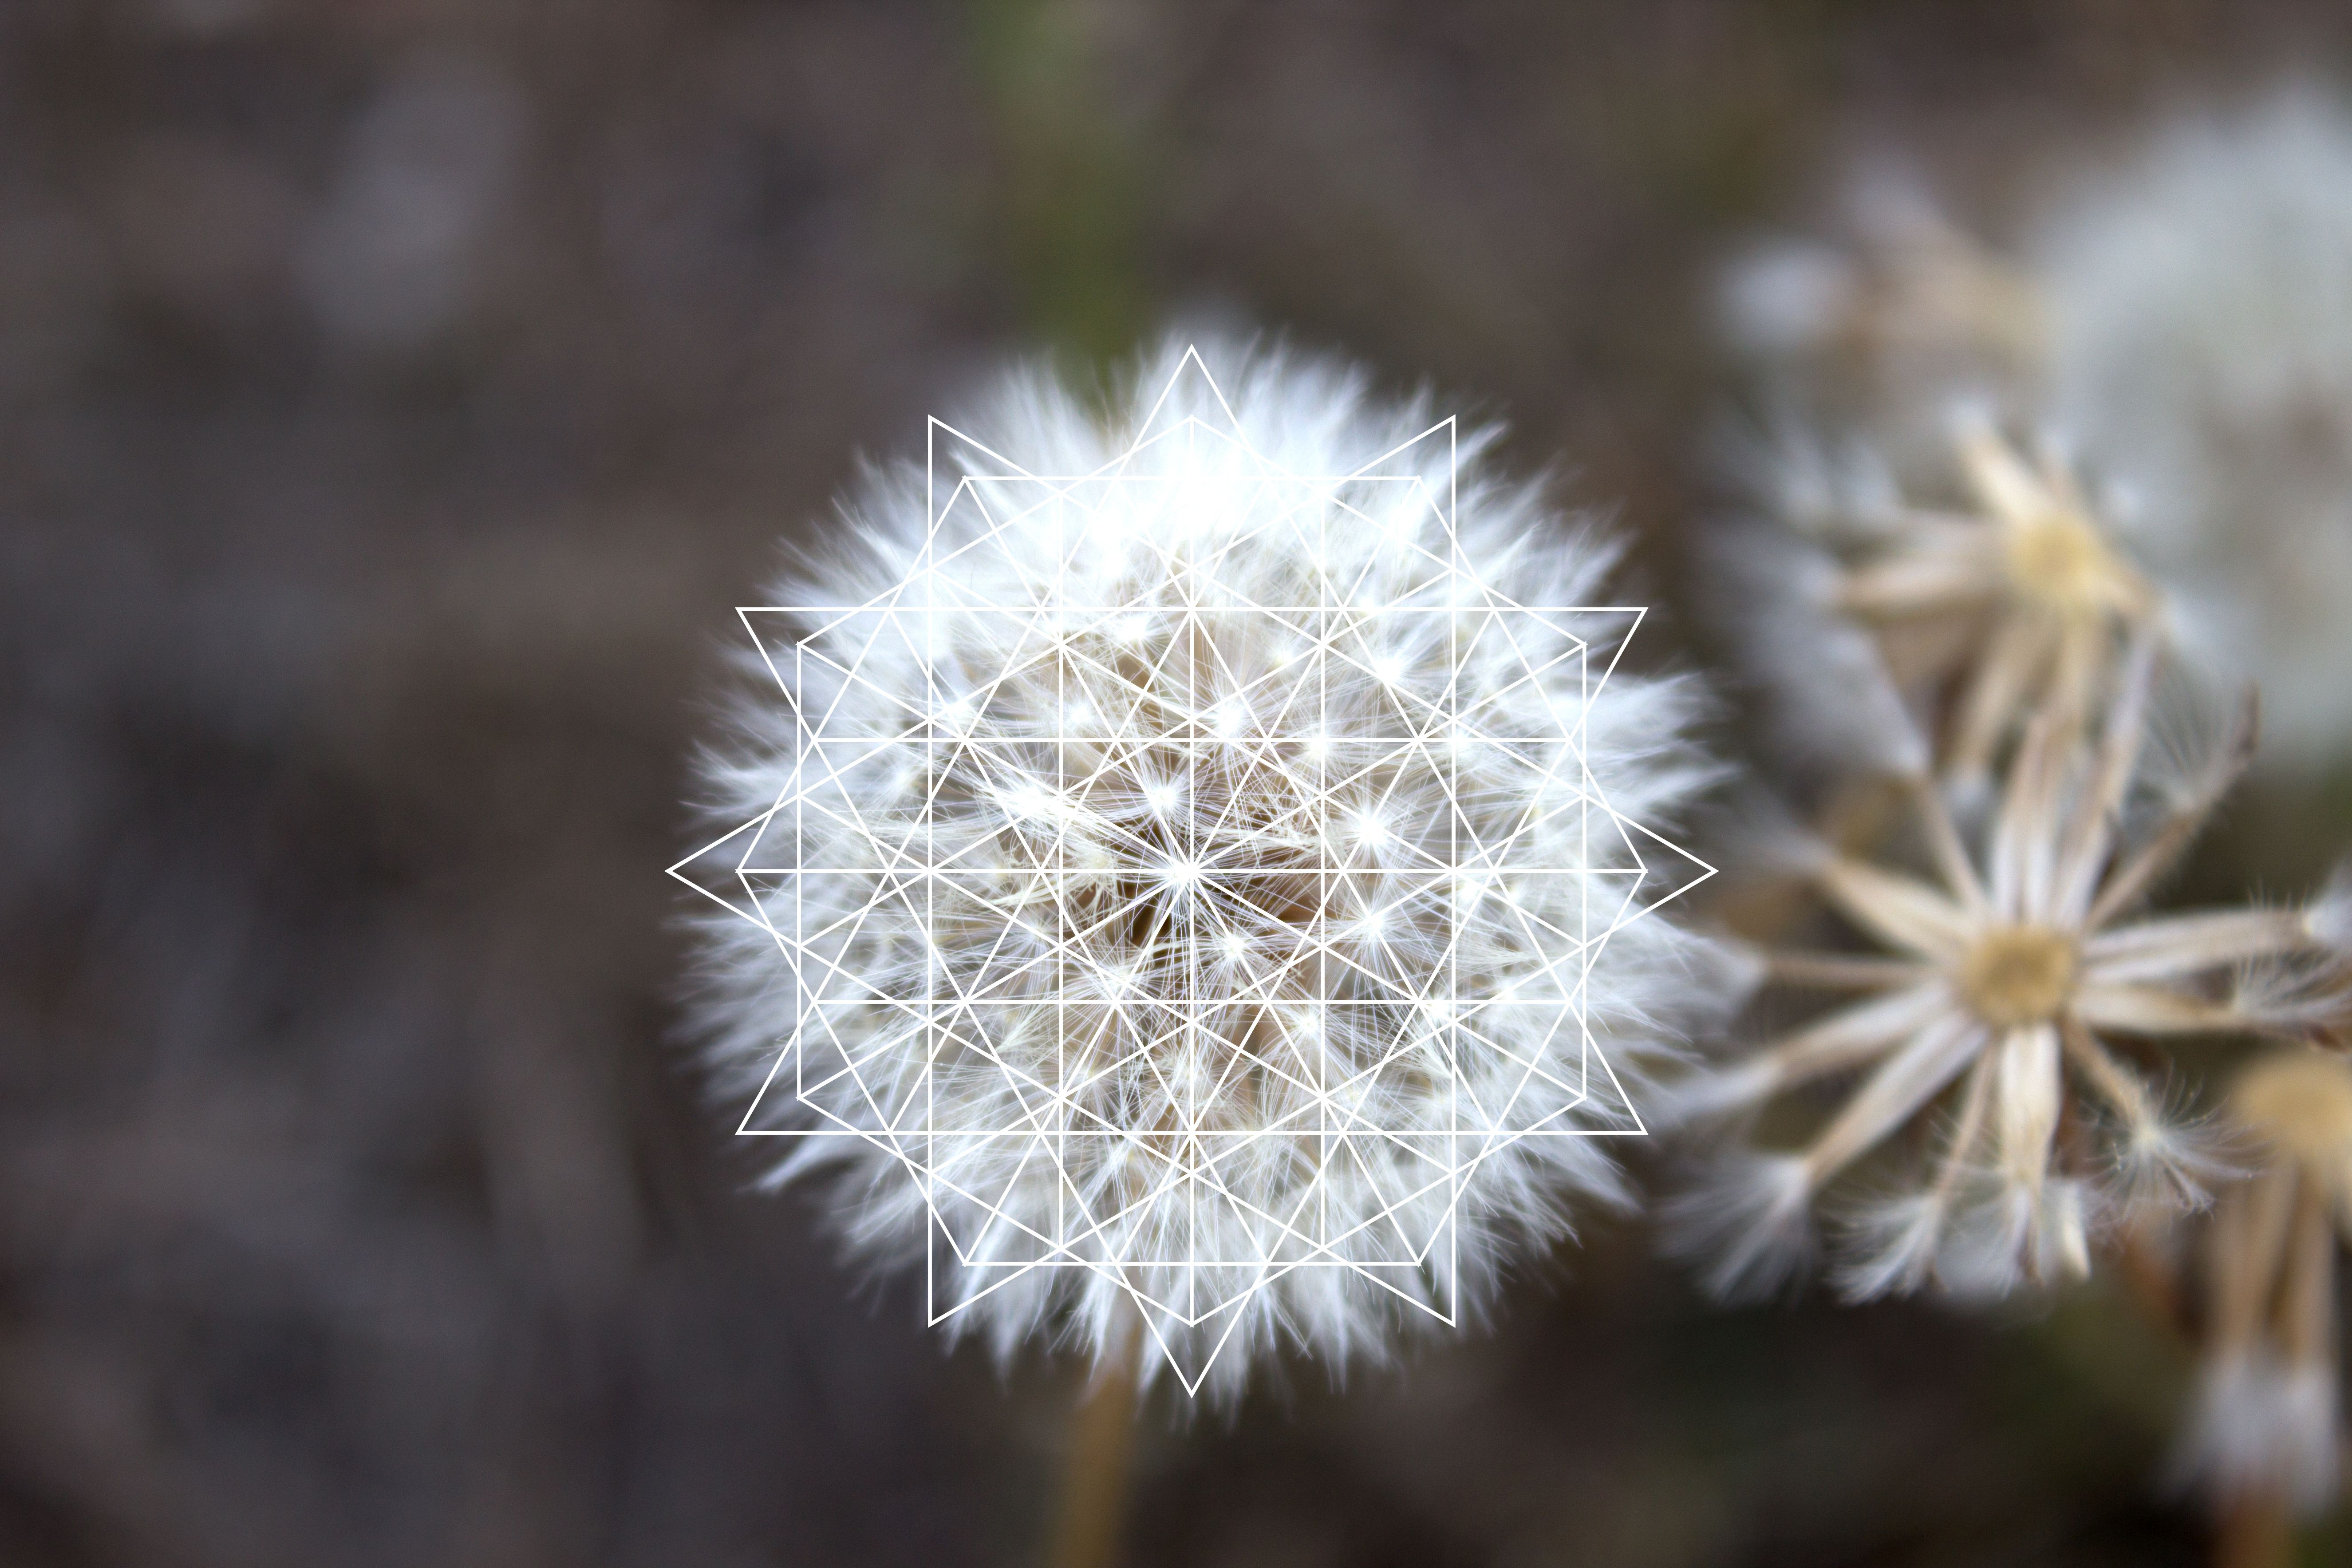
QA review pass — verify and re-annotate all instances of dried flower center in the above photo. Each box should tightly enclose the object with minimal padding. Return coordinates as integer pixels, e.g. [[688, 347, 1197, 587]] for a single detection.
[[2231, 1051, 2352, 1172], [1957, 924, 2077, 1028], [2004, 511, 2123, 620]]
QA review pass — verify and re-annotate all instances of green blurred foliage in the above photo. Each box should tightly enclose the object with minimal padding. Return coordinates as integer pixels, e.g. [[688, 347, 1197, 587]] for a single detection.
[[968, 0, 1154, 385]]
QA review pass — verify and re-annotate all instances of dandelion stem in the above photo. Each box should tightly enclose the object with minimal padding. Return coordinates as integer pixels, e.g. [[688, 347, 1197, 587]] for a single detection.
[[2111, 1220, 2188, 1345], [1049, 1304, 1147, 1568]]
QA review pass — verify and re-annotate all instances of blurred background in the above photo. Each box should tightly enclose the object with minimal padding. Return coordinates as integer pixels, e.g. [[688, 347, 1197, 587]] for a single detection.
[[9, 3, 2352, 1564]]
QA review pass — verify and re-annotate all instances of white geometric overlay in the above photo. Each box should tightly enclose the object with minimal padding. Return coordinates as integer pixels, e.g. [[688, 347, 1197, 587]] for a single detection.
[[673, 349, 1713, 1394]]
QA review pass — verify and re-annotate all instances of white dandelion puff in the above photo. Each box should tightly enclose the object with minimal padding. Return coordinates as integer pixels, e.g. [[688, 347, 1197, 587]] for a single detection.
[[677, 336, 1726, 1400], [2036, 86, 2352, 765]]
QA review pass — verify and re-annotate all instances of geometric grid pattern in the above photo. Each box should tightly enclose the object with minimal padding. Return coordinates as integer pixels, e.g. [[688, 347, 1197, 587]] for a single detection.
[[673, 349, 1713, 1393]]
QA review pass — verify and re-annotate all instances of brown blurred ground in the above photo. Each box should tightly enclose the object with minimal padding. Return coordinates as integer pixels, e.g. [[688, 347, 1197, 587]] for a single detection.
[[6, 4, 2352, 1565]]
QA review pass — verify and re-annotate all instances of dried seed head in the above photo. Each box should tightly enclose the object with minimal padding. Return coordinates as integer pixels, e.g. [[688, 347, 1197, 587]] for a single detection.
[[1671, 647, 2351, 1302], [1718, 416, 2157, 793], [1955, 925, 2077, 1028], [1998, 502, 2131, 626], [2004, 515, 2110, 610], [2176, 1049, 2352, 1517], [2233, 1049, 2352, 1204], [1955, 419, 2154, 625]]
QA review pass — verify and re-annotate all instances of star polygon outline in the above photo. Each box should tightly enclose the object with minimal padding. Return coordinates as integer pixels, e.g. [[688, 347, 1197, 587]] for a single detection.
[[672, 347, 1715, 1394]]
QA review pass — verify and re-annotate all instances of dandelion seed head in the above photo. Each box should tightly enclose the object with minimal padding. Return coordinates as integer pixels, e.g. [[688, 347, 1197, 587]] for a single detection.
[[1955, 925, 2078, 1028], [1670, 651, 2352, 1300], [2232, 1049, 2352, 1192], [1718, 414, 2154, 792], [687, 336, 1725, 1398], [2175, 1054, 2352, 1517], [2036, 88, 2352, 764]]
